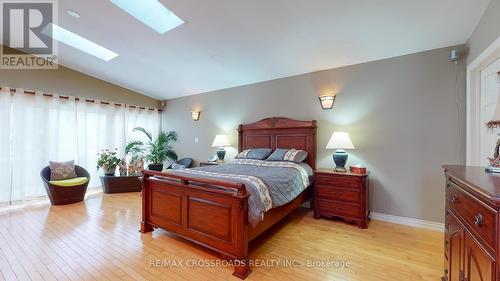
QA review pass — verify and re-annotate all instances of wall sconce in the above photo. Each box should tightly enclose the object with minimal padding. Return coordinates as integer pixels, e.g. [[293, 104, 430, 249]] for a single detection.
[[191, 111, 200, 121], [318, 95, 336, 110]]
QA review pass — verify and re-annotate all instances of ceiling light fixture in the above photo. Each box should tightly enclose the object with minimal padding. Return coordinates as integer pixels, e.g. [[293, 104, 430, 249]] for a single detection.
[[66, 10, 80, 18], [42, 23, 119, 61], [110, 0, 184, 34]]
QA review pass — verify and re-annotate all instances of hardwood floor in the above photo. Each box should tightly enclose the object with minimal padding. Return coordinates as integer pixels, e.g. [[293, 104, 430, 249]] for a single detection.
[[0, 192, 443, 281]]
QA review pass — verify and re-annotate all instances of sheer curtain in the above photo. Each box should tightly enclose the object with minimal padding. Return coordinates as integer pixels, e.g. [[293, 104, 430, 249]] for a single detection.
[[76, 101, 126, 188], [126, 106, 160, 142], [0, 88, 12, 204], [0, 87, 160, 205], [11, 90, 78, 202]]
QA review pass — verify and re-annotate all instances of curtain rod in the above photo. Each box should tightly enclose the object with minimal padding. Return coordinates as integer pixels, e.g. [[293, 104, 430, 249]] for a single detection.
[[0, 86, 163, 112]]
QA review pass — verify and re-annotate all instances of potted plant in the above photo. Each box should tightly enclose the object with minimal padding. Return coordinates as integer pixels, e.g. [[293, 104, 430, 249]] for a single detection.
[[97, 148, 121, 175], [125, 127, 178, 171]]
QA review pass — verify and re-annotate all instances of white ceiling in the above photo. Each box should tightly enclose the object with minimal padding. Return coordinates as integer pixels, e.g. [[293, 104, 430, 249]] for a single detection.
[[12, 0, 493, 99]]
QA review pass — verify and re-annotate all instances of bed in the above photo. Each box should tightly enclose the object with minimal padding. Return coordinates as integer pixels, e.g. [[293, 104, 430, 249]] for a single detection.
[[140, 117, 317, 279]]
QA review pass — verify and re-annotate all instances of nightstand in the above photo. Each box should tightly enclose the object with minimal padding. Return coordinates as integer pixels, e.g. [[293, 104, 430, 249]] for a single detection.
[[313, 169, 370, 228], [199, 161, 223, 167]]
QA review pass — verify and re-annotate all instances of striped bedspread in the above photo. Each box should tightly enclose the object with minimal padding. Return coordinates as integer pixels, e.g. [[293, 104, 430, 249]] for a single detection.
[[165, 159, 312, 226]]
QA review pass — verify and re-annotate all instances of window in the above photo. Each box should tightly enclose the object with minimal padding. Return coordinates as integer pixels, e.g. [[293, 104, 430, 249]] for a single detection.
[[0, 87, 160, 205]]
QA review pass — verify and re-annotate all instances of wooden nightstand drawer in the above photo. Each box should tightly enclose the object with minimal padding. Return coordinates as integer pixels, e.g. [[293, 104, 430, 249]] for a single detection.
[[316, 199, 360, 218], [316, 175, 360, 189], [313, 169, 369, 229], [316, 186, 360, 204]]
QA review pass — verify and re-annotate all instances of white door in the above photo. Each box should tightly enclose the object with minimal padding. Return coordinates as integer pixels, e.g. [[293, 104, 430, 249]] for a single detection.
[[479, 58, 500, 166]]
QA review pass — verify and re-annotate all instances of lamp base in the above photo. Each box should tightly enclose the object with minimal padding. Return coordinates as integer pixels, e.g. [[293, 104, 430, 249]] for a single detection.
[[485, 166, 500, 173], [216, 148, 226, 162], [334, 167, 348, 173], [333, 149, 348, 173]]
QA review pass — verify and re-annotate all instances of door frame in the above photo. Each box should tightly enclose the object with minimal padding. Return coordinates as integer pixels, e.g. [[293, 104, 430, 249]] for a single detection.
[[466, 36, 500, 166]]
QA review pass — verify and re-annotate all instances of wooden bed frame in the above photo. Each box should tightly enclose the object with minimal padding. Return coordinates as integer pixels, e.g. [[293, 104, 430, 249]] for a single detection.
[[140, 117, 316, 279]]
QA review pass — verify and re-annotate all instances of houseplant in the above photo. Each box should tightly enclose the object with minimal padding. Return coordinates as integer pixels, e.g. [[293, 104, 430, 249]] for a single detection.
[[125, 127, 178, 171], [97, 148, 121, 175]]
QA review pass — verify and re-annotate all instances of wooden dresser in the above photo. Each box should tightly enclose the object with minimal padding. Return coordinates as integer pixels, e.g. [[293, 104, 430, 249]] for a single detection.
[[313, 169, 369, 228], [443, 165, 500, 281]]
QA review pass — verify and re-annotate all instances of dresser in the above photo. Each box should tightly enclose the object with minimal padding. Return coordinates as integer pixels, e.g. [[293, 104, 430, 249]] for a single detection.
[[443, 165, 500, 281], [313, 169, 369, 228]]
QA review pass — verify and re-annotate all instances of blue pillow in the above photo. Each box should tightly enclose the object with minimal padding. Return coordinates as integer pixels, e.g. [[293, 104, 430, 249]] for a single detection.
[[267, 148, 308, 163], [266, 149, 289, 161], [171, 163, 186, 170], [236, 148, 272, 160]]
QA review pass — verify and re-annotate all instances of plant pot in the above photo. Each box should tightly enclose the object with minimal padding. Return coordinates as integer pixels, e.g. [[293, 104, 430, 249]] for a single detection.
[[102, 165, 117, 176], [148, 163, 163, 171]]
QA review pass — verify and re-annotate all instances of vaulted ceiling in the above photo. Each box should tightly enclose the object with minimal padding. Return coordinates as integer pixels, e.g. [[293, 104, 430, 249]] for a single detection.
[[3, 0, 490, 99]]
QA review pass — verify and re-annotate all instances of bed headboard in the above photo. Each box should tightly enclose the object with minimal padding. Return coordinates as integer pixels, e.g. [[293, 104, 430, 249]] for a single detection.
[[238, 117, 317, 169]]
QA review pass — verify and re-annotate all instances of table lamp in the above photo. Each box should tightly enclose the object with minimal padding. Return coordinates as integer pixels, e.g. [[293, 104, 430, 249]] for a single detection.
[[212, 135, 231, 162], [326, 132, 355, 172]]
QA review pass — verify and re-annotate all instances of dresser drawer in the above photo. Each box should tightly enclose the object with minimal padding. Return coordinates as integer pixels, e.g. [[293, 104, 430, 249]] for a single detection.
[[315, 185, 360, 204], [316, 199, 361, 218], [315, 175, 360, 189], [447, 181, 497, 251]]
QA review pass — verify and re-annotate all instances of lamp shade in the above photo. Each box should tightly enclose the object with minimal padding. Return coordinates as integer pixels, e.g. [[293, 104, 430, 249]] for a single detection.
[[319, 95, 335, 110], [191, 111, 200, 121], [326, 132, 355, 150], [212, 135, 231, 147]]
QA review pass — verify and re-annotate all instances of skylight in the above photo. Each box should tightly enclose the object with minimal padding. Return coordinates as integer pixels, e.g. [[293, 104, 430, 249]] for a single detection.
[[110, 0, 184, 34], [42, 24, 119, 61]]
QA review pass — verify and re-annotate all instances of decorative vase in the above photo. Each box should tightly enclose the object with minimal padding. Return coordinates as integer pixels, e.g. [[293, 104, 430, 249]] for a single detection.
[[128, 159, 136, 175], [137, 158, 144, 175], [102, 165, 116, 176], [119, 159, 126, 175]]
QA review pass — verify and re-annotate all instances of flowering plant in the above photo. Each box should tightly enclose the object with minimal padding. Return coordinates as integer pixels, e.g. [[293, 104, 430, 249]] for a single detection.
[[97, 148, 121, 174]]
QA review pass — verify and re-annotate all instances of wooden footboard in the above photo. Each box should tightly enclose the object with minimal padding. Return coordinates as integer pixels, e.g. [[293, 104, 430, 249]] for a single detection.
[[140, 170, 252, 279]]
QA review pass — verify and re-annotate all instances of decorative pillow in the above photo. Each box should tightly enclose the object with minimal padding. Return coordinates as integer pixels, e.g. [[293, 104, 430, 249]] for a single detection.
[[171, 163, 186, 170], [236, 149, 251, 159], [49, 160, 77, 181], [236, 148, 272, 160], [267, 148, 308, 163], [283, 149, 308, 162]]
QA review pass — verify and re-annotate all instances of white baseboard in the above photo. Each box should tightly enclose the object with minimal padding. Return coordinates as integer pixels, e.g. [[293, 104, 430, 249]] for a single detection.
[[370, 212, 444, 232]]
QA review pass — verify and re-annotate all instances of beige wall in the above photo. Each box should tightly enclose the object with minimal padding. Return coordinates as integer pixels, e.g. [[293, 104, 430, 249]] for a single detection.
[[163, 46, 466, 223], [467, 0, 500, 63], [0, 59, 160, 108]]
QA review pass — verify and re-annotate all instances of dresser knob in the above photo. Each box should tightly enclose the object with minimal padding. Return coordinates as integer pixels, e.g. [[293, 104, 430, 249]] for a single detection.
[[450, 196, 458, 203], [474, 214, 483, 227]]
